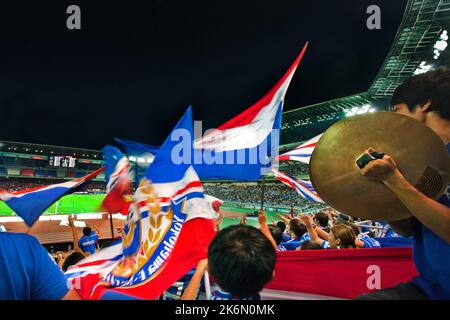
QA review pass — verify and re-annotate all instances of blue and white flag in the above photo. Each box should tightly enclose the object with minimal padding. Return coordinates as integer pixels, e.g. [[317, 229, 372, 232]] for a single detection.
[[0, 167, 105, 226]]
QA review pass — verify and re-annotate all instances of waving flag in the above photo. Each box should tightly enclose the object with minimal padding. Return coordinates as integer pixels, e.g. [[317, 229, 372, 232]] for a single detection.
[[278, 133, 323, 164], [193, 43, 309, 180], [102, 145, 133, 215], [0, 167, 105, 226], [114, 138, 159, 159], [69, 107, 216, 300], [272, 168, 323, 203]]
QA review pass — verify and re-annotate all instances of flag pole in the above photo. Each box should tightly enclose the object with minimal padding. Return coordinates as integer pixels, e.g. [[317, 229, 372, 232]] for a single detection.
[[109, 212, 115, 239], [260, 176, 266, 210], [204, 271, 211, 300]]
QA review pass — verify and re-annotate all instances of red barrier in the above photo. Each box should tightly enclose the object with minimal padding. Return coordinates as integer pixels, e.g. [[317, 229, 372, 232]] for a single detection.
[[265, 248, 418, 299]]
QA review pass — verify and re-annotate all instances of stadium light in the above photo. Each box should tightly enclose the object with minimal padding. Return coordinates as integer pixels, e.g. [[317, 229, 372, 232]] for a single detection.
[[128, 156, 137, 162], [413, 61, 433, 75], [137, 157, 146, 163], [345, 104, 376, 117], [433, 30, 448, 60]]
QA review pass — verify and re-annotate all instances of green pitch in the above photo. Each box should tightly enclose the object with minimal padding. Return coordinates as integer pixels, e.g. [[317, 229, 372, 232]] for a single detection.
[[0, 194, 282, 230], [0, 194, 107, 216]]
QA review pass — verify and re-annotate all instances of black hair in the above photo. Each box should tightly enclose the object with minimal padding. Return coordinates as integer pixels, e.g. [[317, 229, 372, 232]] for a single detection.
[[62, 251, 85, 272], [289, 219, 307, 239], [314, 212, 329, 228], [276, 221, 286, 233], [391, 68, 450, 120], [268, 225, 283, 245], [300, 240, 323, 250], [208, 224, 276, 298], [82, 227, 92, 237]]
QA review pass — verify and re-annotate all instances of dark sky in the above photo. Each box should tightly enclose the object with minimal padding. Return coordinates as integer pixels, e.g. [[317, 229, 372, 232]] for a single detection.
[[0, 0, 407, 149]]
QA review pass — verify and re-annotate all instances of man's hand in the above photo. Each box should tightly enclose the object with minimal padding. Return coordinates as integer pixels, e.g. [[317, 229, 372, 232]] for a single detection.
[[299, 214, 313, 225], [359, 147, 400, 184], [258, 210, 267, 226]]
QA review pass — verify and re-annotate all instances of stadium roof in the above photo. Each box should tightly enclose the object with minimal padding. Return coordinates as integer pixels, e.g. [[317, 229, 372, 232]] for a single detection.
[[281, 0, 450, 146]]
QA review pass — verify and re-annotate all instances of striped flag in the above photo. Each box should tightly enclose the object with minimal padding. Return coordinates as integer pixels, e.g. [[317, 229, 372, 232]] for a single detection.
[[0, 167, 105, 226], [67, 107, 216, 300], [278, 133, 323, 164], [193, 43, 309, 180], [272, 168, 323, 203]]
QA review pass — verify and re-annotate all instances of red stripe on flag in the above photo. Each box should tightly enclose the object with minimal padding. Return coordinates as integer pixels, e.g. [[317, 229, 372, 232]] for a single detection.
[[216, 43, 308, 130]]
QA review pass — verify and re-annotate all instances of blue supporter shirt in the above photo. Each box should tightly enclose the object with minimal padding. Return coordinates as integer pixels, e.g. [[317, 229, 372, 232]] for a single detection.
[[411, 143, 450, 299], [78, 232, 99, 254], [357, 234, 381, 248], [0, 233, 69, 300], [210, 288, 260, 300]]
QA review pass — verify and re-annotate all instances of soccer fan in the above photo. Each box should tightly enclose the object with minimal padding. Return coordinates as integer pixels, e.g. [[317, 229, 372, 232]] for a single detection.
[[300, 214, 356, 249], [314, 211, 330, 232], [78, 225, 102, 255], [61, 251, 85, 272], [0, 232, 80, 299], [182, 223, 276, 300], [268, 224, 287, 251], [280, 218, 310, 250], [300, 240, 323, 250], [357, 69, 450, 300]]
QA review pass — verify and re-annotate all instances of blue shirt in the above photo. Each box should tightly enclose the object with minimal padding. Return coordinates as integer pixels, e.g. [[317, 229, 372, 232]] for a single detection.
[[280, 233, 311, 250], [412, 143, 450, 299], [358, 234, 381, 248], [0, 233, 69, 300], [210, 288, 260, 300], [78, 232, 99, 254]]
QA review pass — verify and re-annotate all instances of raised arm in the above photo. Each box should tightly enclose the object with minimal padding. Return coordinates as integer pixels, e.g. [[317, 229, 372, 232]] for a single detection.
[[360, 148, 450, 244], [68, 216, 80, 252], [299, 214, 323, 246], [181, 259, 208, 300], [92, 224, 102, 238], [259, 210, 278, 251]]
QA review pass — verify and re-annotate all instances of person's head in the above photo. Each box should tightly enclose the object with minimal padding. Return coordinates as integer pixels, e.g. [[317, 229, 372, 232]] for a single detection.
[[268, 224, 283, 245], [391, 68, 450, 123], [208, 224, 276, 298], [328, 225, 356, 249], [82, 227, 92, 237], [288, 219, 307, 239], [276, 221, 286, 233], [300, 240, 323, 250], [314, 212, 329, 228], [61, 251, 85, 272]]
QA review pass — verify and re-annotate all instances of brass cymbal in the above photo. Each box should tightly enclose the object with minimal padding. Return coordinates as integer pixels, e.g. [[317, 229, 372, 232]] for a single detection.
[[310, 112, 450, 221]]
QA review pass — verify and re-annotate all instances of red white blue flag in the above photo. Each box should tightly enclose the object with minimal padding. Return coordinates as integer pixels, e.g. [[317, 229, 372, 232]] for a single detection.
[[0, 167, 105, 226], [278, 133, 323, 164], [193, 43, 309, 180], [272, 168, 323, 203], [67, 107, 216, 300]]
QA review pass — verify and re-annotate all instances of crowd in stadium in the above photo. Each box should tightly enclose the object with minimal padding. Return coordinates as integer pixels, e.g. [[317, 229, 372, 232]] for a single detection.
[[279, 162, 310, 177]]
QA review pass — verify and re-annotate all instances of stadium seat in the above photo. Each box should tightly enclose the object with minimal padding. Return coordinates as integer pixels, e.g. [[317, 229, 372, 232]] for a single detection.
[[0, 167, 6, 176]]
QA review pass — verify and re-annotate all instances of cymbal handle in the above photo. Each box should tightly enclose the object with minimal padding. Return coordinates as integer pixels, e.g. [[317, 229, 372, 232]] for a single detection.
[[356, 151, 385, 169]]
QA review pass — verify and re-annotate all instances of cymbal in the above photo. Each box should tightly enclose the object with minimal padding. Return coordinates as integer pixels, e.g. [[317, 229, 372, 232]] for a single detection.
[[310, 112, 450, 221]]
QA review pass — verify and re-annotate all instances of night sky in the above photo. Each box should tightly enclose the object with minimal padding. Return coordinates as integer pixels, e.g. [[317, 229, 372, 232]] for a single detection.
[[0, 0, 407, 149]]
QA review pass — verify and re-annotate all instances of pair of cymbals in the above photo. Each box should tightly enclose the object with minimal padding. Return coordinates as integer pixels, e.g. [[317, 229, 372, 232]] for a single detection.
[[309, 112, 450, 221]]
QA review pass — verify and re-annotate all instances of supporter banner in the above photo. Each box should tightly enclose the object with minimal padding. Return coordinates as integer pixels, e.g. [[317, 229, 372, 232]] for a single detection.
[[266, 248, 418, 299], [68, 107, 216, 300], [0, 167, 105, 226]]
